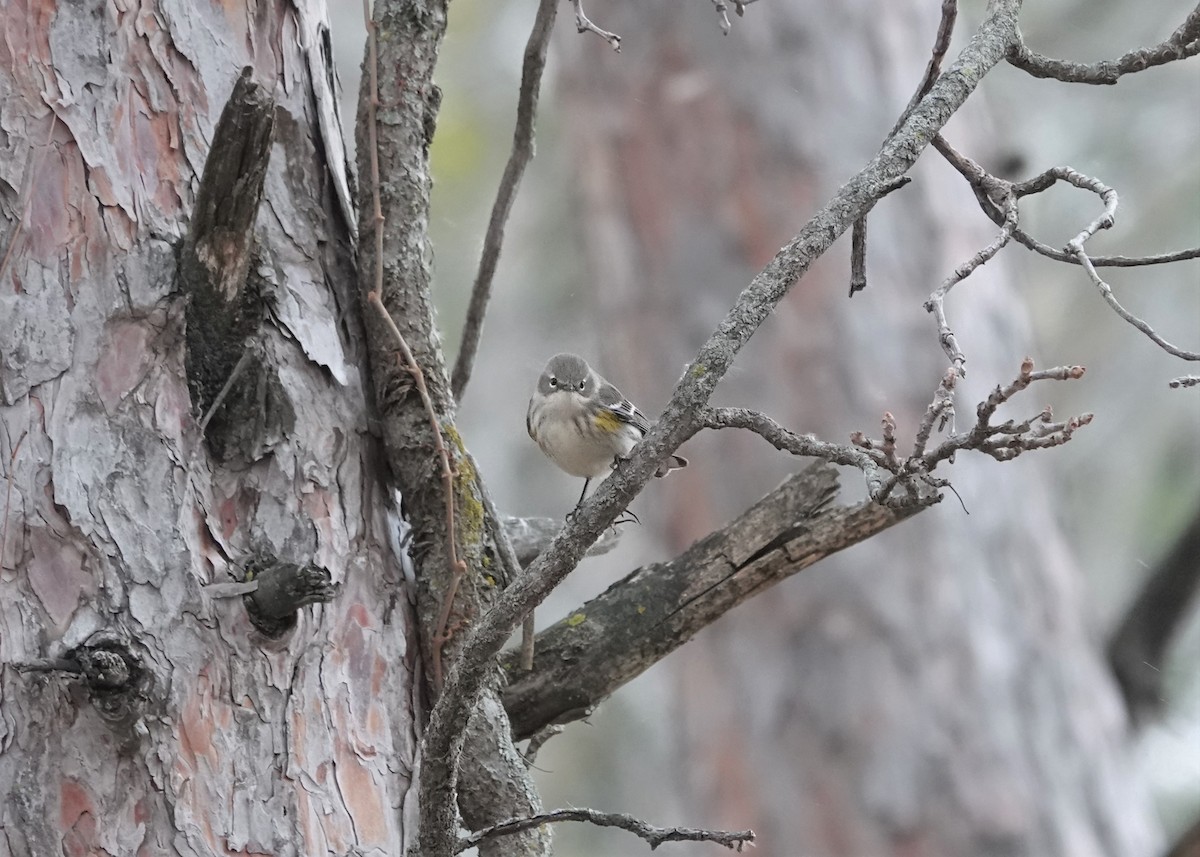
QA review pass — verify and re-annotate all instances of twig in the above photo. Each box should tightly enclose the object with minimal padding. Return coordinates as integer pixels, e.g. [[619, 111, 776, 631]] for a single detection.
[[1007, 6, 1200, 84], [922, 358, 1091, 469], [890, 0, 959, 138], [451, 0, 558, 401], [851, 0, 955, 295], [469, 450, 539, 669], [935, 134, 1199, 268], [570, 0, 621, 51], [1169, 375, 1200, 389], [197, 341, 258, 432], [1068, 243, 1200, 363], [522, 724, 563, 768], [923, 187, 1018, 376], [362, 0, 465, 692], [702, 407, 888, 501], [458, 807, 755, 853], [848, 176, 911, 296], [912, 368, 958, 458], [711, 0, 732, 35], [366, 293, 466, 690]]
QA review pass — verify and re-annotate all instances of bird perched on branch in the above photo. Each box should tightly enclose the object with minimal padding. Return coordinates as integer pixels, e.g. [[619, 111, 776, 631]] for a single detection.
[[527, 353, 688, 515]]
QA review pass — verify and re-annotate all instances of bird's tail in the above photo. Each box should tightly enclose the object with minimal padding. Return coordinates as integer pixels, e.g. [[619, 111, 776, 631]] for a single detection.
[[654, 455, 689, 478]]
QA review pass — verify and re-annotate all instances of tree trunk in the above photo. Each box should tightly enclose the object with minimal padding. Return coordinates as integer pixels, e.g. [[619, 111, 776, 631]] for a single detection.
[[0, 3, 418, 854], [560, 1, 1161, 855]]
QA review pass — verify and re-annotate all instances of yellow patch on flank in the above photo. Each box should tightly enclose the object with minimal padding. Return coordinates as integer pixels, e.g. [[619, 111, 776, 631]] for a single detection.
[[566, 613, 586, 627], [636, 605, 646, 615], [593, 410, 623, 433]]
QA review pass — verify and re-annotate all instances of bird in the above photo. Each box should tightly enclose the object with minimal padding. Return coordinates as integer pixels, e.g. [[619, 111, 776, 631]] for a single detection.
[[527, 353, 688, 514]]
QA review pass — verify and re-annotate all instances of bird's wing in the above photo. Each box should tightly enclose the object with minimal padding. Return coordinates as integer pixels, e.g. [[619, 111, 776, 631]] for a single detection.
[[597, 382, 651, 435]]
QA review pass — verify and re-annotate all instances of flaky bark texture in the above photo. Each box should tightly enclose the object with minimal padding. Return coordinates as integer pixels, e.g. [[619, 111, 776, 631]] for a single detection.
[[0, 2, 419, 854], [560, 1, 1160, 855]]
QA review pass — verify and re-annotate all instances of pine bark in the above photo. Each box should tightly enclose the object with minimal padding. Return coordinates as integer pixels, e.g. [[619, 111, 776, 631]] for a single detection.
[[0, 3, 418, 854]]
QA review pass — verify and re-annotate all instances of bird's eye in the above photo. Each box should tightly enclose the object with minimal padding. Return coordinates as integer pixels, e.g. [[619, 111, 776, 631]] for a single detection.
[[548, 377, 558, 388]]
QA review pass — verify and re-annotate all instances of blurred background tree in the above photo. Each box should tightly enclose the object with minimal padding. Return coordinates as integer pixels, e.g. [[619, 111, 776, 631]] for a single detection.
[[337, 0, 1198, 853]]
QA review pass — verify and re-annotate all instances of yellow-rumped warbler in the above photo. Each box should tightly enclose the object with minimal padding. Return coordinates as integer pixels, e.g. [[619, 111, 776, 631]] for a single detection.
[[527, 353, 688, 510]]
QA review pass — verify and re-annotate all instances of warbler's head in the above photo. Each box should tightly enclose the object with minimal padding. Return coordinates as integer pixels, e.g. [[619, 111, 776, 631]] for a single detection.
[[537, 353, 595, 397]]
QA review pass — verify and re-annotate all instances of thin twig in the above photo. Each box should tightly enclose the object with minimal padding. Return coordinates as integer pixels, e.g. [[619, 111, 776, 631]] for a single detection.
[[362, 0, 465, 693], [1169, 375, 1200, 389], [570, 0, 621, 51], [367, 293, 467, 690], [935, 133, 1199, 268], [702, 407, 888, 501], [711, 0, 732, 35], [889, 0, 959, 138], [458, 807, 755, 853], [198, 341, 258, 432], [1069, 246, 1200, 362], [1007, 6, 1200, 84], [851, 0, 955, 295], [848, 176, 911, 296], [1048, 169, 1200, 363], [469, 450, 538, 668], [923, 188, 1018, 376], [451, 0, 558, 401], [522, 724, 563, 768]]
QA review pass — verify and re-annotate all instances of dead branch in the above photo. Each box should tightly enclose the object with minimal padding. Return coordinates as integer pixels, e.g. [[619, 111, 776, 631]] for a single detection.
[[851, 0, 956, 295], [459, 808, 755, 853], [1007, 6, 1200, 83], [451, 0, 558, 402], [570, 0, 621, 51], [501, 464, 925, 738]]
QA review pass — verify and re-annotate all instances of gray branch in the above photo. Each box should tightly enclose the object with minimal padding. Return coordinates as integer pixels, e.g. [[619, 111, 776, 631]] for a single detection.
[[459, 807, 754, 853], [501, 464, 923, 738]]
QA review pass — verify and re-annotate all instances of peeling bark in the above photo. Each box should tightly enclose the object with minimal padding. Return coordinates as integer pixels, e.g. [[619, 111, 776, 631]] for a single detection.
[[0, 2, 418, 855]]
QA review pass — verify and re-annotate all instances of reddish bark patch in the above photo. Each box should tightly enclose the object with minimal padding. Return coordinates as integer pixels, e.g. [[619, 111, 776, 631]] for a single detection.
[[27, 526, 89, 628], [95, 321, 151, 412]]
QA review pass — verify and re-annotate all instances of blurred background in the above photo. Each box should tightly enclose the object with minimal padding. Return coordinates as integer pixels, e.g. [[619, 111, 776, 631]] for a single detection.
[[335, 1, 1198, 854]]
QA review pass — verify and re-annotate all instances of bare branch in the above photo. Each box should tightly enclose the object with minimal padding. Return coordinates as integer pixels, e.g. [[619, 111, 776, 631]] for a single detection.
[[1067, 243, 1200, 363], [368, 292, 468, 691], [848, 176, 911, 296], [922, 359, 1092, 469], [703, 407, 889, 500], [197, 340, 259, 432], [458, 808, 754, 853], [852, 0, 954, 295], [1007, 6, 1200, 84], [570, 0, 621, 51], [923, 186, 1018, 376], [501, 465, 924, 739], [420, 5, 1027, 854], [522, 724, 563, 768], [1169, 375, 1200, 389], [710, 0, 732, 35], [891, 0, 959, 137], [912, 368, 958, 457], [935, 134, 1199, 268], [451, 0, 558, 402]]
